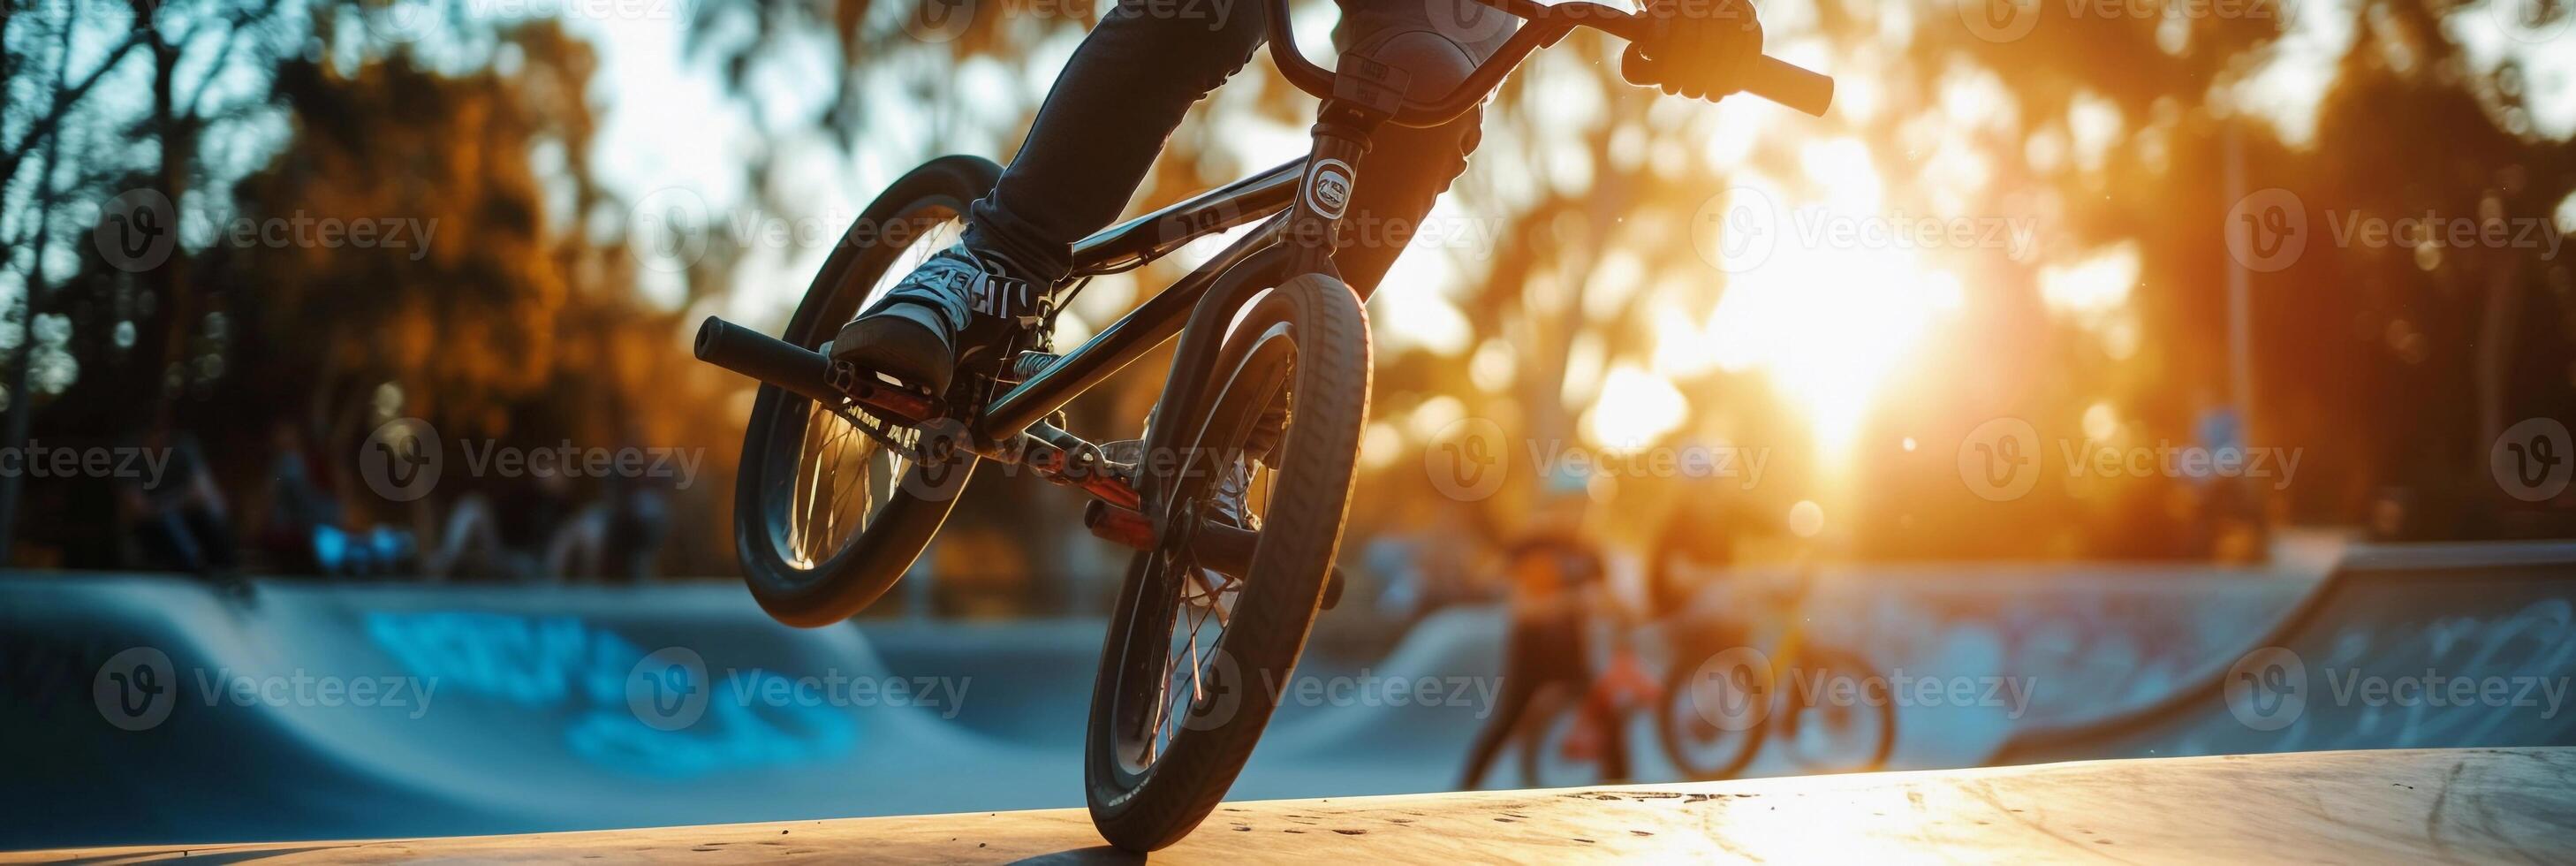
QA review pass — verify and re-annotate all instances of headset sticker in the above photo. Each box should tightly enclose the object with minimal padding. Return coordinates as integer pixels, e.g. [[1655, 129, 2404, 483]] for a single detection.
[[1305, 159, 1354, 222]]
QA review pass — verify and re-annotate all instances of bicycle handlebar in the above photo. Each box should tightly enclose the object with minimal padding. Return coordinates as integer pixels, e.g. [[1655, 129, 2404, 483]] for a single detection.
[[1261, 0, 1832, 126]]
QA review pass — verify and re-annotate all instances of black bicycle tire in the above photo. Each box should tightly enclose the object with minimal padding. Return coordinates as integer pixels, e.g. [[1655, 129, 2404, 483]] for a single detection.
[[1780, 649, 1898, 773], [733, 156, 999, 627], [1083, 272, 1370, 852], [1656, 649, 1769, 780]]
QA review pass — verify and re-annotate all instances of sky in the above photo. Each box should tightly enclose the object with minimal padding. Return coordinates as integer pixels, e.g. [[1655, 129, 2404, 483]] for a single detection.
[[8, 0, 2570, 456], [549, 0, 2576, 469]]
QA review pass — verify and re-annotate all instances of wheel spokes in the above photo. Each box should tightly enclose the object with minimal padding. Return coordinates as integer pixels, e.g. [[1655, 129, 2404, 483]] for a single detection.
[[777, 215, 963, 570]]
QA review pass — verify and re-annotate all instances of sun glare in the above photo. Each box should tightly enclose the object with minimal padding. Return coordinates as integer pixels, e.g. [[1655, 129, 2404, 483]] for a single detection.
[[1669, 141, 1963, 463]]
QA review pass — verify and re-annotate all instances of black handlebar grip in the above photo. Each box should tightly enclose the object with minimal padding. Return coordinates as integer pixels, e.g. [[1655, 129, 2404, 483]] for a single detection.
[[694, 315, 842, 405], [1742, 55, 1832, 117]]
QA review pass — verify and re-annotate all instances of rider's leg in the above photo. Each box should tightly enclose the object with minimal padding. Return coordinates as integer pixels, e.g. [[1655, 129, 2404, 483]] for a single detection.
[[835, 0, 1267, 392], [1324, 10, 1512, 294], [1458, 665, 1543, 788], [836, 0, 1515, 393]]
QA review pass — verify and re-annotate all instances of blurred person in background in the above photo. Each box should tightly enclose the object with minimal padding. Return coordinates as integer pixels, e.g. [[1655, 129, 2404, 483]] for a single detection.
[[1458, 472, 1631, 786], [116, 430, 239, 580]]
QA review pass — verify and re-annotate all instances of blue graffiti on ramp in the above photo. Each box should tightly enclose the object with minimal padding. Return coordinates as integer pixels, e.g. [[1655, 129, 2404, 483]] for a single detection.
[[363, 611, 854, 777]]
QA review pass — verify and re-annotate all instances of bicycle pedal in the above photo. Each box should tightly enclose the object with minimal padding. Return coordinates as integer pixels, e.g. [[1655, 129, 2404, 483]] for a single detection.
[[829, 360, 944, 425]]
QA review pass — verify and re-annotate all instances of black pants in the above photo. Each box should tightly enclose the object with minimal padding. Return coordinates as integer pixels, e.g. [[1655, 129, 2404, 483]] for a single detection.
[[1458, 616, 1631, 786], [964, 0, 1515, 294]]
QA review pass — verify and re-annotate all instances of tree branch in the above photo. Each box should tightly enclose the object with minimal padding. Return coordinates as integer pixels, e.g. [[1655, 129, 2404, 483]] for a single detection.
[[0, 27, 151, 189]]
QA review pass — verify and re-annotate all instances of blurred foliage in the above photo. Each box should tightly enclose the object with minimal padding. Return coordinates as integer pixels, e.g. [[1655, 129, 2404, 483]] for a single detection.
[[2, 0, 2572, 589]]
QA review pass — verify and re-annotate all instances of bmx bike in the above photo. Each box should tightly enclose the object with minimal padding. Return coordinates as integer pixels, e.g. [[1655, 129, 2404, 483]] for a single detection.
[[692, 0, 1830, 849], [1513, 604, 1895, 786], [1652, 561, 1897, 780]]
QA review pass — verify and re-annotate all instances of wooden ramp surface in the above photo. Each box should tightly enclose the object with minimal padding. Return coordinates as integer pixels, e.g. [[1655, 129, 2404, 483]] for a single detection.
[[21, 748, 2573, 863]]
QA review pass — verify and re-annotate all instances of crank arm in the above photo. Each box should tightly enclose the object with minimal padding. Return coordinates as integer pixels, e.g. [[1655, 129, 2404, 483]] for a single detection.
[[956, 422, 1143, 512]]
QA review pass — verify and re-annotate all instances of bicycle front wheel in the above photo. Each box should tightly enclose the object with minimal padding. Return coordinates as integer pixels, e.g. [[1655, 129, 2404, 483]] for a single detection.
[[1084, 273, 1370, 852]]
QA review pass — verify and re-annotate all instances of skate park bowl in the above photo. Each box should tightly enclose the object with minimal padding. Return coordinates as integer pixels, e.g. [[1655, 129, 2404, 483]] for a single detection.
[[4, 540, 2573, 852]]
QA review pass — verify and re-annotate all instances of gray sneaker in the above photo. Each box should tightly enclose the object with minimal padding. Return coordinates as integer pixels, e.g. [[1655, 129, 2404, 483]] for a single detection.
[[832, 242, 1044, 396]]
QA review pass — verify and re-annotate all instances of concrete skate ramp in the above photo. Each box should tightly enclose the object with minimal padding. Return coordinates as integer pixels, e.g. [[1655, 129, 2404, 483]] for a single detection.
[[1997, 542, 2576, 763], [19, 748, 2572, 862], [0, 576, 1073, 849], [9, 542, 2569, 852]]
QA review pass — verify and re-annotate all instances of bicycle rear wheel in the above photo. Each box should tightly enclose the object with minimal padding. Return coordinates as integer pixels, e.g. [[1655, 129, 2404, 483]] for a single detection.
[[1084, 273, 1370, 852], [1780, 650, 1898, 773], [1658, 647, 1771, 780], [731, 156, 997, 627], [1517, 686, 1615, 789]]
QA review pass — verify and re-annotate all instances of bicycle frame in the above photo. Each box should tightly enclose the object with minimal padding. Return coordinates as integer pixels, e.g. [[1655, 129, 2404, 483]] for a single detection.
[[697, 0, 1833, 536], [980, 0, 1831, 443], [979, 159, 1304, 439]]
